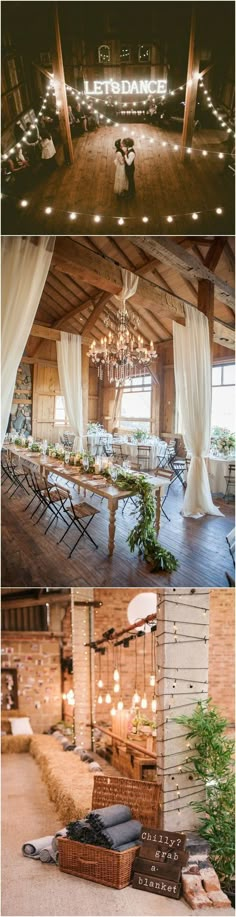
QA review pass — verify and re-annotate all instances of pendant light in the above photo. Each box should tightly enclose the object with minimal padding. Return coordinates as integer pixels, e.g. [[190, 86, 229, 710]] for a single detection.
[[105, 647, 111, 704], [113, 643, 120, 683], [149, 630, 156, 686], [141, 630, 147, 709], [97, 652, 103, 689], [132, 636, 140, 706]]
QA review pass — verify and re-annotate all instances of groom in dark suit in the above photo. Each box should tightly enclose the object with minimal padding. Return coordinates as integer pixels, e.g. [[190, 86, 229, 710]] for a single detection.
[[122, 139, 136, 198]]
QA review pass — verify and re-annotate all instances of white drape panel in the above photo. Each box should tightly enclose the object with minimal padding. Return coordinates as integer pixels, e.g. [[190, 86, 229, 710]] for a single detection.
[[56, 332, 83, 452], [1, 236, 54, 447], [173, 304, 222, 517], [113, 268, 139, 305]]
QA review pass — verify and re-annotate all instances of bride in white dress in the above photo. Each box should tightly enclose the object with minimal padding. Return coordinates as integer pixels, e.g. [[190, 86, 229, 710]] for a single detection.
[[114, 140, 129, 196]]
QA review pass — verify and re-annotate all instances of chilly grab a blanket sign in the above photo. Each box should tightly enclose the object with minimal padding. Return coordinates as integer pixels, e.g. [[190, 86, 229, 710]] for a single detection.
[[132, 828, 188, 899]]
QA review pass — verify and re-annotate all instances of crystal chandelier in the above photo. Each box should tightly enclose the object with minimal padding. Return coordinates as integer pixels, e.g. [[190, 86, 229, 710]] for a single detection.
[[88, 303, 157, 382]]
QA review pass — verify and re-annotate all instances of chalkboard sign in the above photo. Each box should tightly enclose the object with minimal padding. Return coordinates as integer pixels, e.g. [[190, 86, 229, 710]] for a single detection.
[[141, 828, 187, 849], [133, 874, 181, 899], [133, 856, 182, 881], [140, 842, 188, 866], [132, 827, 188, 899]]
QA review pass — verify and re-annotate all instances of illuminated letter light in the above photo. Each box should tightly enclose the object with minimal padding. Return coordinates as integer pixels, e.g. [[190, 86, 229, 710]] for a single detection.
[[84, 79, 167, 95]]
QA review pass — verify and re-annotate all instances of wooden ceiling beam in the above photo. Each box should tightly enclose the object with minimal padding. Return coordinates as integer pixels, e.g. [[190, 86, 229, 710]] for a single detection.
[[127, 237, 235, 311], [213, 321, 235, 351], [204, 238, 226, 271], [224, 240, 235, 272], [31, 323, 61, 341], [81, 292, 114, 336], [54, 293, 105, 330], [53, 238, 186, 321], [1, 591, 71, 609]]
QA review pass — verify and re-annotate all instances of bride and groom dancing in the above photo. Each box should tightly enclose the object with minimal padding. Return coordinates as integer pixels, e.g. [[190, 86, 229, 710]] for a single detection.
[[114, 138, 135, 199]]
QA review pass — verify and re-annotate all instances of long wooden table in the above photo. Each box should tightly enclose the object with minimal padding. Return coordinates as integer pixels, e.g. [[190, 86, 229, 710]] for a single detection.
[[4, 447, 168, 556]]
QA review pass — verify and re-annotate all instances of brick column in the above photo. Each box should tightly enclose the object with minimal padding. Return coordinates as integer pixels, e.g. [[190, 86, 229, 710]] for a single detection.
[[156, 588, 209, 831], [72, 588, 94, 750]]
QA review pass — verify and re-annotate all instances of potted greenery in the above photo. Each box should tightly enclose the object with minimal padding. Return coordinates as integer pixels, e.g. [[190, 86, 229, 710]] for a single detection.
[[133, 428, 147, 442], [174, 699, 235, 904]]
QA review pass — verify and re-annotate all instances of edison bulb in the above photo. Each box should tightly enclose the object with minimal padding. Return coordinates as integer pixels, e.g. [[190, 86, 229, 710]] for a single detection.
[[98, 694, 103, 704], [98, 679, 103, 688], [105, 692, 111, 704], [114, 682, 120, 693], [151, 697, 157, 713], [141, 694, 148, 710], [117, 699, 124, 711], [132, 690, 140, 705], [149, 674, 155, 687], [113, 668, 120, 682], [111, 706, 116, 716]]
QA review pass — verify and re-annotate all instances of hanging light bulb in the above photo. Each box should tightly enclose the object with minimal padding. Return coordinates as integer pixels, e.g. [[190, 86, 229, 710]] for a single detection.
[[114, 682, 120, 693], [98, 678, 103, 688], [149, 674, 155, 687], [105, 692, 111, 704], [98, 694, 103, 704], [141, 693, 148, 710], [113, 668, 120, 682], [151, 696, 157, 713], [132, 689, 140, 705], [117, 699, 124, 711], [111, 706, 116, 716]]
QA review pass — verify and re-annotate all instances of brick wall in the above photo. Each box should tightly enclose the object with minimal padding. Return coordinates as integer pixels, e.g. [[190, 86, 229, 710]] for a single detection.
[[61, 604, 73, 723], [209, 588, 235, 725], [1, 633, 62, 732]]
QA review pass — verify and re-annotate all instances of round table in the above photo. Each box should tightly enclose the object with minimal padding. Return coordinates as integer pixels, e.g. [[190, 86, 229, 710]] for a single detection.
[[206, 455, 235, 495]]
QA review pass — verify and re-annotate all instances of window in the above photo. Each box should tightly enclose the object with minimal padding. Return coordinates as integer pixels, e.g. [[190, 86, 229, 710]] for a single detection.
[[212, 363, 235, 431], [120, 45, 131, 62], [120, 374, 152, 432], [54, 395, 66, 425], [138, 45, 151, 63], [98, 45, 111, 64]]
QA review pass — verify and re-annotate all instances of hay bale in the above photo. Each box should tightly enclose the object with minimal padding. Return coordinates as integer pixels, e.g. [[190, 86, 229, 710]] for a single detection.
[[1, 734, 33, 754], [30, 735, 94, 823]]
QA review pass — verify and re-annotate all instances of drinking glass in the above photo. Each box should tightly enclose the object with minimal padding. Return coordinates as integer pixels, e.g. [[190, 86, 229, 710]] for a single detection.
[[110, 464, 118, 483], [82, 454, 89, 472]]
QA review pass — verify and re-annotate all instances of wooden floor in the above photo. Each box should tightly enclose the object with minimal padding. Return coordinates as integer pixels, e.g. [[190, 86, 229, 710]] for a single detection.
[[2, 476, 234, 588], [2, 124, 234, 235]]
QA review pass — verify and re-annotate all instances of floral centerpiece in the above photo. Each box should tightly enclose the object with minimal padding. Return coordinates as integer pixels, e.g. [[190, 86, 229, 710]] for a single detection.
[[87, 422, 106, 434], [46, 444, 65, 459], [133, 428, 148, 442], [211, 427, 235, 456], [128, 709, 156, 736], [30, 442, 42, 453]]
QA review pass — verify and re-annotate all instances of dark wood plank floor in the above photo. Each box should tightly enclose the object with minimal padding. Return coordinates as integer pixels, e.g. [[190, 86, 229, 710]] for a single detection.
[[2, 477, 234, 588], [2, 125, 234, 235]]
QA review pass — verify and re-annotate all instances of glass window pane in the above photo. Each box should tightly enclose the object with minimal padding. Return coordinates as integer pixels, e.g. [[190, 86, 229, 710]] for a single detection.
[[212, 366, 221, 386], [121, 389, 151, 419], [223, 364, 235, 385], [211, 386, 235, 432]]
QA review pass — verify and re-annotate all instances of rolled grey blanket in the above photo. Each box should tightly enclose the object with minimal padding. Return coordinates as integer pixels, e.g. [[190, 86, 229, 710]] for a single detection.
[[22, 836, 54, 858], [89, 804, 131, 830], [100, 819, 142, 849], [52, 828, 67, 853], [39, 845, 58, 864], [116, 841, 140, 851]]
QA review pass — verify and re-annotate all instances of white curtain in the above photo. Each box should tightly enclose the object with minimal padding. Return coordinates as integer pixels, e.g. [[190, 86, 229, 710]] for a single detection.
[[173, 304, 222, 517], [1, 236, 55, 447], [56, 332, 83, 452], [113, 268, 139, 306]]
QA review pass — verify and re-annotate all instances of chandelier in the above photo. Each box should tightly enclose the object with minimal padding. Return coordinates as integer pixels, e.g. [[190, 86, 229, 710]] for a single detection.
[[88, 303, 157, 382]]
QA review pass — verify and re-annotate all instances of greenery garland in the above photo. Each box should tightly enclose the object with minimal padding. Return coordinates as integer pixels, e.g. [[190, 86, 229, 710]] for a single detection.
[[104, 468, 178, 573]]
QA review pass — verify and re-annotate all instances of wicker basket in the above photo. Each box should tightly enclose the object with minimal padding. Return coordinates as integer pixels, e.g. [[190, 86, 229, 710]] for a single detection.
[[58, 774, 161, 889]]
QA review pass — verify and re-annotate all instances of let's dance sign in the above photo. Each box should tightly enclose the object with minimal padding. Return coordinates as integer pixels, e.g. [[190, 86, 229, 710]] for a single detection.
[[84, 79, 167, 95]]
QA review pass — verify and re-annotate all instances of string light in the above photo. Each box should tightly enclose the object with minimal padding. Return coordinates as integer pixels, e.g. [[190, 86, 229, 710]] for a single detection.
[[111, 705, 116, 716], [114, 682, 120, 693], [113, 668, 119, 682], [45, 206, 52, 214], [117, 698, 124, 711], [151, 696, 157, 713], [20, 200, 28, 208], [98, 694, 103, 704]]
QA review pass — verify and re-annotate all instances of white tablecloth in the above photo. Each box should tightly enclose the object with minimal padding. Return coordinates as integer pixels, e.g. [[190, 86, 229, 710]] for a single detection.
[[86, 432, 113, 453], [112, 439, 168, 468], [206, 456, 235, 495]]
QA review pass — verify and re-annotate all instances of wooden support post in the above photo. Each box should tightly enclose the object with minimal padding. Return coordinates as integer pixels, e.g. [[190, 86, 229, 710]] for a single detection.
[[51, 3, 74, 165], [181, 4, 199, 162], [198, 279, 214, 361], [82, 343, 89, 434]]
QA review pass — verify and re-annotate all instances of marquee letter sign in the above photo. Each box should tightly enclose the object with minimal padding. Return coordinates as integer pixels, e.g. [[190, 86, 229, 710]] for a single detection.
[[84, 79, 167, 96]]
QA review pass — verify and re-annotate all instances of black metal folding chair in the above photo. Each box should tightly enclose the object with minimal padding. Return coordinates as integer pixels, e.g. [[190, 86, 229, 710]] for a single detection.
[[224, 464, 235, 502], [56, 488, 100, 558]]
